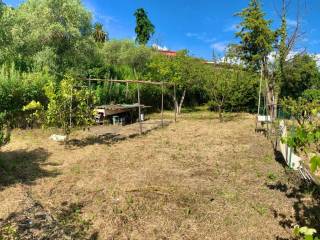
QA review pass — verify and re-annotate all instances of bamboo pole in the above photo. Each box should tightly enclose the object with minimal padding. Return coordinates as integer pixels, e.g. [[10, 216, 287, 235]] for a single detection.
[[161, 82, 164, 127], [174, 83, 177, 123], [137, 83, 142, 135], [257, 67, 263, 116], [84, 78, 174, 86], [69, 84, 73, 129]]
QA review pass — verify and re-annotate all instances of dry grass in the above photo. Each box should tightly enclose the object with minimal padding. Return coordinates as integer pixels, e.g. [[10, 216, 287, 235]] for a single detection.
[[0, 110, 319, 239]]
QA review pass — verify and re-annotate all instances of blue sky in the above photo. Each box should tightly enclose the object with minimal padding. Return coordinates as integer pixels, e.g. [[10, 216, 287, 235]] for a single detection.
[[4, 0, 320, 60]]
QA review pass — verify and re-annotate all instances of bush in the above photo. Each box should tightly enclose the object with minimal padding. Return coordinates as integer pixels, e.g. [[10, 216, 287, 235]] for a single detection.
[[302, 89, 320, 102], [45, 75, 94, 138], [0, 65, 52, 127], [0, 111, 10, 148]]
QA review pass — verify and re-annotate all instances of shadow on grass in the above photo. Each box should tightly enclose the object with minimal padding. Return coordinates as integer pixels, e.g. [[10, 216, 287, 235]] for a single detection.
[[268, 150, 320, 239], [0, 148, 59, 190], [67, 121, 171, 149], [67, 133, 122, 148], [180, 107, 204, 113], [0, 201, 98, 240]]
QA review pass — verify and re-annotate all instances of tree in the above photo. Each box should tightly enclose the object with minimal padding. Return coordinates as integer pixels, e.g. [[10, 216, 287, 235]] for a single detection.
[[45, 75, 94, 141], [134, 8, 155, 45], [0, 0, 5, 16], [93, 23, 108, 43], [275, 0, 303, 100], [0, 112, 10, 149], [205, 64, 259, 121], [278, 0, 288, 86], [0, 4, 15, 65], [206, 68, 234, 122], [145, 51, 205, 114], [281, 54, 320, 99], [235, 0, 276, 71], [12, 0, 95, 74], [234, 0, 277, 118]]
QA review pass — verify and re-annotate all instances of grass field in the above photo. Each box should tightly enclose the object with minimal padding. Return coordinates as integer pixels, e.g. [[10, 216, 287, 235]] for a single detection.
[[0, 109, 319, 239]]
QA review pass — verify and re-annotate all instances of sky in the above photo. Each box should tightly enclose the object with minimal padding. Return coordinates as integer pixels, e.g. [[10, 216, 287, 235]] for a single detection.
[[4, 0, 320, 61]]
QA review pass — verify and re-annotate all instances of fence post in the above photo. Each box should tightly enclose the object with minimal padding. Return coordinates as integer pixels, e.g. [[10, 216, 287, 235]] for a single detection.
[[137, 83, 142, 135]]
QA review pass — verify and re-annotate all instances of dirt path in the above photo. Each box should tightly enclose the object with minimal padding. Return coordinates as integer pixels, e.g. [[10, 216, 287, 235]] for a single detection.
[[1, 113, 319, 239]]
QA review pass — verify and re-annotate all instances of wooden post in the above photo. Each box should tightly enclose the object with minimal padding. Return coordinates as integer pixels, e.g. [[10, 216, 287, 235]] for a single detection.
[[88, 79, 91, 106], [174, 83, 177, 123], [257, 68, 263, 116], [69, 84, 73, 129], [137, 83, 142, 135], [161, 82, 164, 127]]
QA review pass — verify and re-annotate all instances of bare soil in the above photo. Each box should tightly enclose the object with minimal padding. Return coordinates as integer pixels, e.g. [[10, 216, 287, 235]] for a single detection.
[[1, 111, 320, 240]]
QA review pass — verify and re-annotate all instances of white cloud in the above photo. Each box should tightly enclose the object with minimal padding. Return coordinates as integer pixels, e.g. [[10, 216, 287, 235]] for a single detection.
[[186, 32, 216, 43], [152, 44, 168, 51], [224, 23, 238, 32], [314, 54, 320, 68], [287, 18, 297, 28], [83, 0, 117, 27], [210, 42, 227, 53]]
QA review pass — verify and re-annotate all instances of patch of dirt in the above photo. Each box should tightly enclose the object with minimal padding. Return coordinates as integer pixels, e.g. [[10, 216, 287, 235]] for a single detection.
[[1, 111, 319, 239]]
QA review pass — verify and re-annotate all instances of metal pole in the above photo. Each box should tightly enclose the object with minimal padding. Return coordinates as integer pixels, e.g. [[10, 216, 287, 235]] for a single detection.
[[161, 82, 164, 127], [174, 83, 177, 123], [137, 83, 142, 135]]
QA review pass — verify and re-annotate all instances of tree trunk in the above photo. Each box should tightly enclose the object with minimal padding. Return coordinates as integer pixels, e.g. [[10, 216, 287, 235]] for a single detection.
[[177, 89, 186, 114], [218, 105, 223, 122]]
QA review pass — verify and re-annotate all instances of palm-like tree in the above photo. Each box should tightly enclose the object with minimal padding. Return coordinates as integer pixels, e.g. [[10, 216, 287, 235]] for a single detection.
[[93, 23, 108, 43]]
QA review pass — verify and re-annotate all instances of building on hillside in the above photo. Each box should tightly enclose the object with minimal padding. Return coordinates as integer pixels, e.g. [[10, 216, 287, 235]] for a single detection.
[[158, 50, 177, 57]]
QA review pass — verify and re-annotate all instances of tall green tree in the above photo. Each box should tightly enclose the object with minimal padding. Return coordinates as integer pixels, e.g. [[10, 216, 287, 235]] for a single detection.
[[93, 23, 108, 43], [12, 0, 95, 74], [0, 3, 15, 65], [0, 0, 5, 15], [235, 0, 276, 71], [234, 0, 277, 118], [281, 54, 320, 99], [134, 8, 155, 45]]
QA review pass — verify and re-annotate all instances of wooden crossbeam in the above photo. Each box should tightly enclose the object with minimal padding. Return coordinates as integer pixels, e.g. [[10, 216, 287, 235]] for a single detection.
[[83, 78, 174, 86]]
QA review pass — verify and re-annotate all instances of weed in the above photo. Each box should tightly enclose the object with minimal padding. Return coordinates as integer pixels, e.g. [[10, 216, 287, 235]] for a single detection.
[[71, 164, 81, 174], [267, 172, 277, 181], [252, 203, 268, 216], [0, 223, 18, 240], [57, 203, 93, 239]]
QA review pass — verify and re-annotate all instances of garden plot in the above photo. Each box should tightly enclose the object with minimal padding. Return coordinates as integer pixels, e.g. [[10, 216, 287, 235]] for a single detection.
[[0, 111, 319, 239]]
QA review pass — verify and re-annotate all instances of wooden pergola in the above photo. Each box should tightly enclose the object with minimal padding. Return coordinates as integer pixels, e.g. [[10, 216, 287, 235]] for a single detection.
[[83, 78, 177, 134]]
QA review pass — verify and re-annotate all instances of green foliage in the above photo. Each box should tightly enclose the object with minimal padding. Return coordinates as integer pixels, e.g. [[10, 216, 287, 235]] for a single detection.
[[281, 54, 320, 99], [234, 0, 276, 70], [45, 75, 94, 137], [294, 225, 319, 240], [0, 65, 50, 127], [267, 172, 277, 181], [0, 5, 15, 65], [93, 23, 108, 43], [134, 8, 155, 45], [282, 97, 320, 172], [101, 40, 154, 73], [310, 156, 320, 173], [0, 111, 10, 148], [302, 89, 320, 102], [22, 100, 44, 128], [205, 65, 259, 120], [0, 222, 19, 240], [11, 0, 95, 73]]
